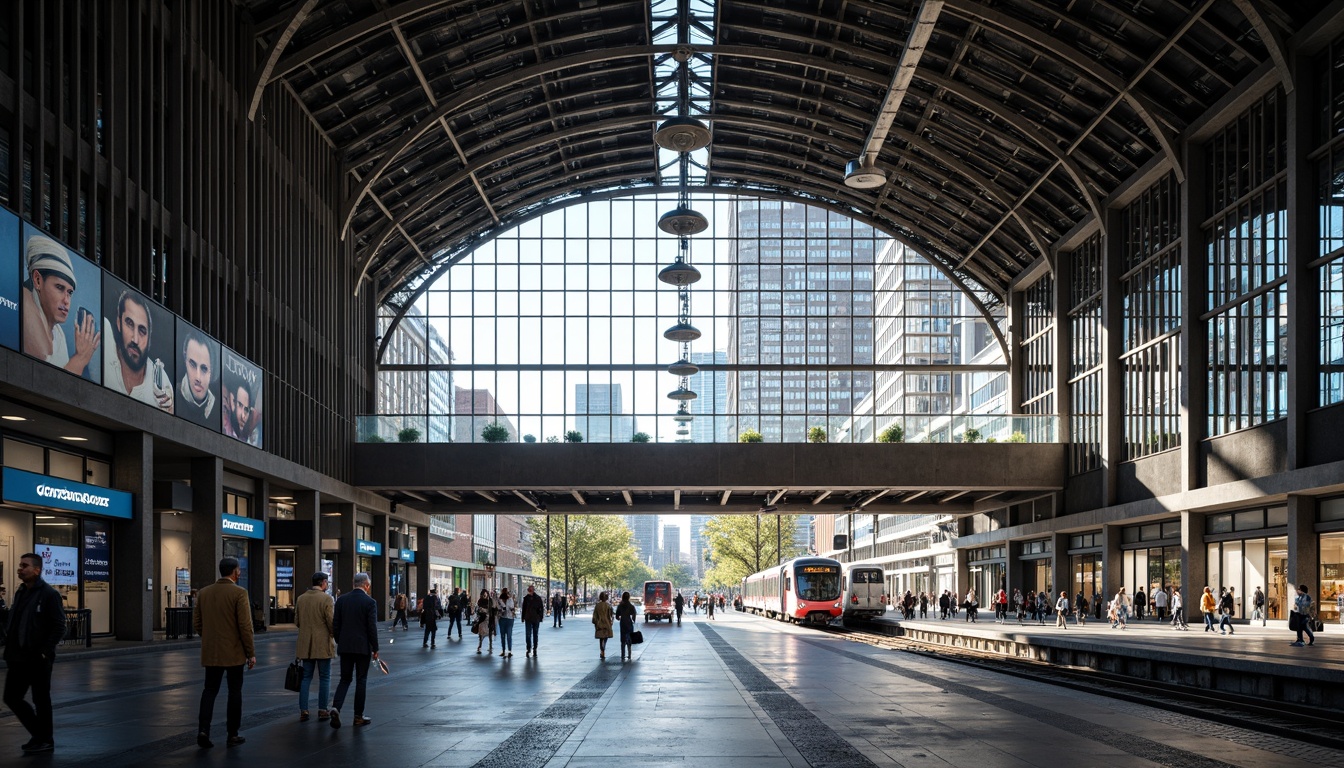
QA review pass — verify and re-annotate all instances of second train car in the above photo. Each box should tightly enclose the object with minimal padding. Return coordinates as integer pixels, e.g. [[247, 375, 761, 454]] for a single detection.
[[741, 557, 844, 625], [841, 564, 887, 623]]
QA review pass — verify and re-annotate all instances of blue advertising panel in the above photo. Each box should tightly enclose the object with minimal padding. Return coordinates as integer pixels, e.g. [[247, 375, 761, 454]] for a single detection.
[[20, 223, 102, 381], [275, 554, 294, 591], [1, 467, 133, 519], [222, 513, 265, 539], [0, 207, 19, 350], [83, 523, 111, 581], [356, 539, 383, 556], [400, 548, 415, 562]]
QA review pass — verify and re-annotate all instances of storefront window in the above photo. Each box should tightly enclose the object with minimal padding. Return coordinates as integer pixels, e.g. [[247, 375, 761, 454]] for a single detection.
[[1121, 546, 1181, 599], [82, 519, 112, 634], [223, 538, 250, 589], [34, 514, 79, 609], [1207, 537, 1288, 619], [1321, 532, 1344, 623], [1071, 553, 1102, 602]]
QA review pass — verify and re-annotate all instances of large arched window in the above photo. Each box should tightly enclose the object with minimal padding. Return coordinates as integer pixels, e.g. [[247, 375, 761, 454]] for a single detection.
[[368, 194, 1004, 443]]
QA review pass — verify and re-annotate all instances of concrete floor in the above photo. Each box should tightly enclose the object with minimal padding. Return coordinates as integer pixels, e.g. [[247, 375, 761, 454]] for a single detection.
[[2, 608, 1341, 767]]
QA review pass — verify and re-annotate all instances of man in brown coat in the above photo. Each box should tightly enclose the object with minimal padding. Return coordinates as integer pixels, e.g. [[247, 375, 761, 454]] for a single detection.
[[193, 557, 256, 748], [295, 572, 335, 721]]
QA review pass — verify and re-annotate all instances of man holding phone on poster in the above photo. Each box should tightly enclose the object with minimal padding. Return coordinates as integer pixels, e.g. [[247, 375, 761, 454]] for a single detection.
[[103, 289, 174, 413], [21, 235, 99, 375]]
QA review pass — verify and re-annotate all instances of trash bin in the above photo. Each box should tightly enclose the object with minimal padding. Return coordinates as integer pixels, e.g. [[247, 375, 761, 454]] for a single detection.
[[165, 607, 194, 639]]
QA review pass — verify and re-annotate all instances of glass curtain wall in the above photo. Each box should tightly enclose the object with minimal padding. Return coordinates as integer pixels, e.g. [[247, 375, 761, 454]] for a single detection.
[[1068, 235, 1102, 474], [373, 195, 999, 442], [1317, 35, 1344, 405], [1204, 89, 1288, 435]]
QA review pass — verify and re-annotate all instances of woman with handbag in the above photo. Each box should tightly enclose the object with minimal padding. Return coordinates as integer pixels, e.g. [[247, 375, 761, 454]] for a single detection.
[[1289, 584, 1316, 647], [592, 592, 614, 660], [615, 592, 638, 661], [474, 589, 497, 655], [497, 588, 517, 658]]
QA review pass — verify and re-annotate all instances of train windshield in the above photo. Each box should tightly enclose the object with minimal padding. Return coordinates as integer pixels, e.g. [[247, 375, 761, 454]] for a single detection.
[[852, 570, 882, 584], [795, 566, 841, 600]]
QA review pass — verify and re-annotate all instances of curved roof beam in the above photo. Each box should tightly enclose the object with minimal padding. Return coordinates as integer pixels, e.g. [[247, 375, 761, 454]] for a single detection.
[[857, 0, 945, 168], [1230, 0, 1294, 93], [246, 0, 322, 121]]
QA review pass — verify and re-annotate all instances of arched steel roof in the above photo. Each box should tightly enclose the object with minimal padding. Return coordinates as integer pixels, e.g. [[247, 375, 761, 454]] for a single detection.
[[239, 0, 1318, 308]]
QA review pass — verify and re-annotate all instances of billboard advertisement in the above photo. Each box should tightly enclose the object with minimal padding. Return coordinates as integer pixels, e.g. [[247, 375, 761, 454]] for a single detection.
[[0, 207, 18, 350], [36, 543, 80, 586], [221, 347, 263, 447], [175, 317, 221, 431], [20, 223, 101, 381], [102, 274, 176, 414]]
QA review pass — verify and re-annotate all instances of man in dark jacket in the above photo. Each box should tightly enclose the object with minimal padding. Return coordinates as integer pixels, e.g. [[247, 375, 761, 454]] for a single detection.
[[330, 572, 380, 730], [421, 589, 441, 649], [551, 591, 565, 627], [521, 585, 545, 656], [446, 588, 463, 639], [3, 553, 66, 754]]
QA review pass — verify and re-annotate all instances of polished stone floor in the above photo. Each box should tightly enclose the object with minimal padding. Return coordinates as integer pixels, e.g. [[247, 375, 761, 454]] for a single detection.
[[2, 608, 1342, 767]]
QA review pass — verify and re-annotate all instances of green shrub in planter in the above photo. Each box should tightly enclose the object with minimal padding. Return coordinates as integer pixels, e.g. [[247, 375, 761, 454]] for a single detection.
[[480, 422, 510, 443], [962, 428, 982, 443], [1007, 431, 1027, 443], [363, 434, 386, 443], [877, 424, 904, 443], [738, 429, 764, 443], [397, 427, 422, 443], [631, 432, 651, 443], [522, 434, 537, 443], [564, 430, 584, 443], [807, 426, 827, 443], [545, 436, 560, 443]]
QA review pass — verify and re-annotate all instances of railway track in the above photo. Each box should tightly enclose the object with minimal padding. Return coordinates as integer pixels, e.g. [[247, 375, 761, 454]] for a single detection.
[[814, 622, 1344, 752]]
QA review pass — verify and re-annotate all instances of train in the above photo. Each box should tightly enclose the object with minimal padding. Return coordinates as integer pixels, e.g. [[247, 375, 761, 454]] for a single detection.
[[642, 580, 674, 622], [740, 557, 844, 625], [841, 563, 888, 623]]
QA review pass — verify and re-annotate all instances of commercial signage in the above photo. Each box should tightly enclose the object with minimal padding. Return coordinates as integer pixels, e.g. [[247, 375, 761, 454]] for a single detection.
[[21, 222, 103, 382], [36, 543, 79, 586], [399, 548, 415, 562], [356, 539, 383, 556], [275, 554, 294, 591], [222, 513, 264, 539], [800, 565, 838, 574], [0, 206, 19, 351], [1, 467, 133, 519], [221, 346, 263, 448], [83, 526, 111, 582]]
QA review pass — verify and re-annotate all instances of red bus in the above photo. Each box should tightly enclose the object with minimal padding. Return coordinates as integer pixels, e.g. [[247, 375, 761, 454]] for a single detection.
[[643, 580, 674, 623]]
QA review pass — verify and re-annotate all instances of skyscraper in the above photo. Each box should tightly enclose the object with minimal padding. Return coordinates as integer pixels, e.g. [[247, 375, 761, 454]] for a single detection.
[[662, 524, 682, 569], [453, 388, 518, 443], [726, 200, 879, 441], [687, 351, 728, 443], [688, 514, 710, 580], [625, 514, 658, 568], [574, 383, 635, 443]]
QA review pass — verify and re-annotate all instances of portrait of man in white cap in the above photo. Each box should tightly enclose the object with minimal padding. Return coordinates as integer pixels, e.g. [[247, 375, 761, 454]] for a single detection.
[[21, 233, 100, 377], [103, 285, 174, 413]]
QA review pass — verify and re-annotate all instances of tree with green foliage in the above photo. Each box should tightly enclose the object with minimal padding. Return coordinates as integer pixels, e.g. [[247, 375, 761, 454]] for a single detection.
[[807, 426, 828, 443], [480, 422, 510, 443], [522, 434, 537, 443], [524, 515, 638, 596], [630, 432, 651, 443], [564, 430, 584, 443], [738, 428, 764, 443], [701, 514, 801, 587], [878, 423, 904, 443], [660, 561, 691, 586], [619, 560, 657, 593]]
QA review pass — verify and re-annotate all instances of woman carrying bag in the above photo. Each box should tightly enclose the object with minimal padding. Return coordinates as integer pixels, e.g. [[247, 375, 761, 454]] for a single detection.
[[1289, 584, 1316, 647], [592, 592, 614, 660], [474, 589, 498, 655], [615, 592, 638, 661]]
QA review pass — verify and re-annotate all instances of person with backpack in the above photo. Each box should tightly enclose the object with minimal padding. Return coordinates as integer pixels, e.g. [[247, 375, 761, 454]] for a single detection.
[[420, 589, 442, 648], [391, 593, 408, 631], [446, 588, 464, 639], [1218, 587, 1236, 635]]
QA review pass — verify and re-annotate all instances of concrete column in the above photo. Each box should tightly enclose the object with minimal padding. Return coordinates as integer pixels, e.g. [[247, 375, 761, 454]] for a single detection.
[[415, 524, 432, 599], [1180, 511, 1207, 625], [1100, 524, 1124, 597], [373, 513, 391, 621], [112, 432, 154, 641], [1285, 53, 1319, 470], [190, 456, 223, 593], [1180, 138, 1209, 492], [954, 547, 970, 604], [1287, 495, 1319, 594], [253, 478, 271, 626], [1006, 540, 1023, 595], [1052, 251, 1072, 456], [1101, 208, 1125, 505], [332, 503, 357, 596], [1008, 288, 1025, 412], [293, 490, 321, 587]]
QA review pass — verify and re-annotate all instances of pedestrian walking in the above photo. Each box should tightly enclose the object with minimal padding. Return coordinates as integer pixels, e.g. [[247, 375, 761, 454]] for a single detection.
[[2, 552, 66, 755], [1152, 586, 1168, 621], [1054, 592, 1070, 629], [1110, 587, 1131, 629], [0, 585, 10, 646], [392, 592, 409, 630], [963, 589, 977, 623], [1218, 587, 1236, 635], [674, 591, 685, 624], [592, 592, 614, 659], [551, 591, 566, 627], [1134, 588, 1147, 621], [938, 591, 949, 619], [1075, 592, 1088, 626], [994, 588, 1008, 624], [295, 572, 335, 722], [616, 591, 638, 661], [1289, 584, 1316, 647], [329, 572, 379, 730], [497, 588, 517, 658], [1200, 586, 1218, 633], [1171, 587, 1188, 630], [522, 585, 544, 656], [1035, 591, 1049, 625], [1013, 588, 1025, 623], [474, 589, 498, 655], [447, 587, 464, 639], [1252, 586, 1266, 622], [919, 592, 929, 618], [421, 588, 442, 648], [706, 591, 716, 620], [193, 557, 256, 748]]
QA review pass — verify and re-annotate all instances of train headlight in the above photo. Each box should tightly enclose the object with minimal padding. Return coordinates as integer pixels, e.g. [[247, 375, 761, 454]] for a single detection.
[[833, 602, 841, 608]]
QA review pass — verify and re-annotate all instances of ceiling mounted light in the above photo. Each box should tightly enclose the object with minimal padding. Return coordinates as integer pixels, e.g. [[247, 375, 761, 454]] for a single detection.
[[60, 436, 89, 442], [667, 358, 699, 377], [843, 159, 888, 189], [667, 387, 699, 401], [658, 207, 710, 237], [654, 116, 711, 152], [1, 415, 27, 421], [657, 257, 702, 286], [672, 407, 695, 423], [663, 322, 701, 342]]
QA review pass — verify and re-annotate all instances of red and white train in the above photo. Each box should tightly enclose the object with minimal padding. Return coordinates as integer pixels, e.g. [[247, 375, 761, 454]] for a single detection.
[[740, 557, 844, 625]]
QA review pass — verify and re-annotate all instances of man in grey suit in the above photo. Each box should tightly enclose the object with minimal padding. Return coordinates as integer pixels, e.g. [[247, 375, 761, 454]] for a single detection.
[[329, 572, 379, 729]]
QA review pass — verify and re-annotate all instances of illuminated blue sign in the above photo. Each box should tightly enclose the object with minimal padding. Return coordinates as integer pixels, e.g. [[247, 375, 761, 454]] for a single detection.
[[399, 548, 414, 562], [222, 514, 264, 539], [356, 539, 383, 556], [2, 467, 132, 519]]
